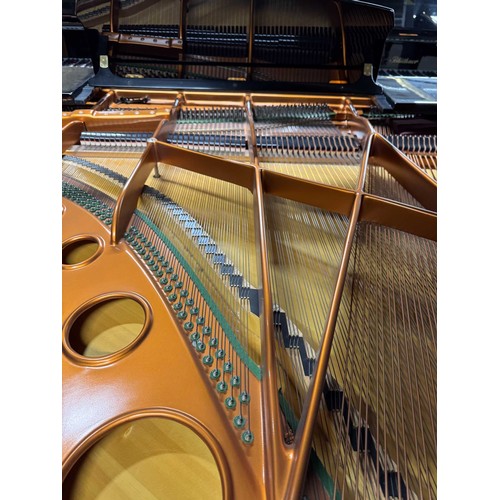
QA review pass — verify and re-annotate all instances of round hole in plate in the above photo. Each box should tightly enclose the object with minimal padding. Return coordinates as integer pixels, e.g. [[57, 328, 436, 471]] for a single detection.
[[63, 235, 103, 268], [62, 417, 223, 500], [66, 296, 147, 359]]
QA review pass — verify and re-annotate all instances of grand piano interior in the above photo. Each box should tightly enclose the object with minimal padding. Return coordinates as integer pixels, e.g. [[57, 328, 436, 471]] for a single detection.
[[62, 1, 437, 499]]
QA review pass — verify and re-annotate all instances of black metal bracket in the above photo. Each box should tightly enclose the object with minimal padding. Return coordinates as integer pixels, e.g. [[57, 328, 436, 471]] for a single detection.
[[88, 67, 384, 96]]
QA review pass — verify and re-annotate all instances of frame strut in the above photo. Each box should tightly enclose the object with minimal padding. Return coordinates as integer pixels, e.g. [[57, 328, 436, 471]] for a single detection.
[[284, 133, 374, 499], [110, 95, 184, 244], [62, 121, 86, 154], [91, 90, 115, 113], [245, 96, 292, 499], [111, 140, 158, 245], [154, 141, 256, 190], [152, 92, 184, 143], [360, 194, 437, 241], [370, 133, 437, 211], [244, 96, 258, 165]]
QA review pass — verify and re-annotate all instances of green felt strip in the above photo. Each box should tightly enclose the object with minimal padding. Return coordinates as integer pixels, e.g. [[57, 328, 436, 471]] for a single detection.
[[134, 209, 262, 380]]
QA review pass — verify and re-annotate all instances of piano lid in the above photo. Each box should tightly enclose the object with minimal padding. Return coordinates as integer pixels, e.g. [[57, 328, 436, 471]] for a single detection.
[[67, 0, 395, 95], [375, 0, 437, 75]]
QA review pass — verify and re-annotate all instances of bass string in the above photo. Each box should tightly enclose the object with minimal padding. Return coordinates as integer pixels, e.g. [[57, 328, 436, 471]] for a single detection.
[[62, 158, 124, 201], [152, 162, 258, 394], [136, 192, 245, 408]]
